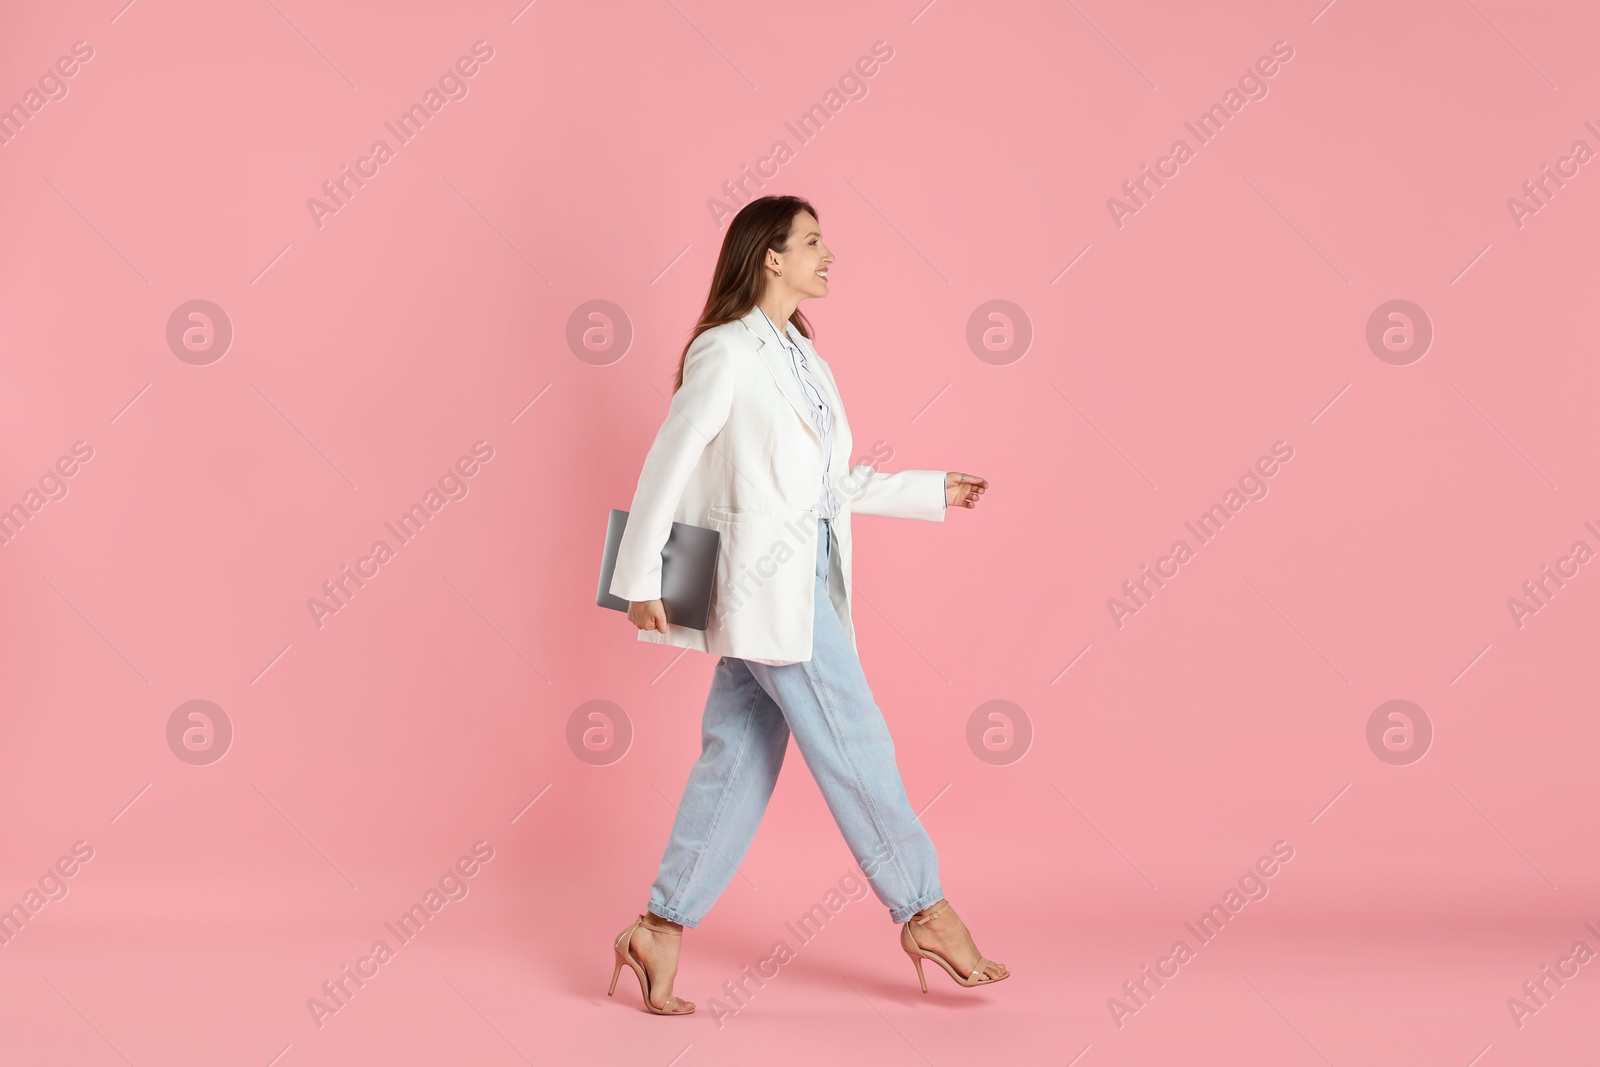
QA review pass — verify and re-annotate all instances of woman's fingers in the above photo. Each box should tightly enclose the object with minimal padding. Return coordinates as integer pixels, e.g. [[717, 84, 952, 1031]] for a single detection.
[[627, 600, 670, 631], [948, 473, 988, 507]]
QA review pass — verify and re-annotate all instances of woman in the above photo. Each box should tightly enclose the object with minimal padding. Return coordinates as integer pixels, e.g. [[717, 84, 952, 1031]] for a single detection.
[[605, 195, 1006, 1015]]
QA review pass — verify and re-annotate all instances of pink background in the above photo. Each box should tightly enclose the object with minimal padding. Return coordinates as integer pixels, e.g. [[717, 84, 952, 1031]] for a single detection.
[[3, 0, 1598, 1063]]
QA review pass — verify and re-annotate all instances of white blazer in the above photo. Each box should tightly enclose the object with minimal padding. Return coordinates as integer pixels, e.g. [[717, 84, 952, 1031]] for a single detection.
[[609, 305, 947, 664]]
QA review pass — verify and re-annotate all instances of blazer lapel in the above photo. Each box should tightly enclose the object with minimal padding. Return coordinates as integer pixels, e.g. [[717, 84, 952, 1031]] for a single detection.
[[739, 305, 823, 445]]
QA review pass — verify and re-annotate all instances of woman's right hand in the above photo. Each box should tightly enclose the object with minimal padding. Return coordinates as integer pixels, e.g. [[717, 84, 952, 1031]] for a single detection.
[[628, 599, 669, 632]]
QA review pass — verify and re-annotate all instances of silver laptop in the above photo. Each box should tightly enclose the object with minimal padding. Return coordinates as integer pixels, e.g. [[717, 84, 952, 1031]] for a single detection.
[[596, 509, 720, 631]]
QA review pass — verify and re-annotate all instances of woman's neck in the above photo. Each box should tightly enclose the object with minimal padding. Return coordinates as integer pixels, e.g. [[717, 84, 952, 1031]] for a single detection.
[[757, 297, 798, 336]]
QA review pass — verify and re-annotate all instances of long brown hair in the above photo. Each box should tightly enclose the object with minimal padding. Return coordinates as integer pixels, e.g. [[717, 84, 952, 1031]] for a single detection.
[[672, 195, 819, 394]]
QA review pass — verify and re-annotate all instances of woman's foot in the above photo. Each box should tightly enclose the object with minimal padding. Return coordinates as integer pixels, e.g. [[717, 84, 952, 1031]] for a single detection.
[[629, 912, 693, 1012], [907, 900, 1008, 982]]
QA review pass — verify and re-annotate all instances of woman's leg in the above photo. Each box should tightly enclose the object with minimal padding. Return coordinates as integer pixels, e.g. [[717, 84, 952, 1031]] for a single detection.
[[742, 517, 946, 924], [646, 653, 791, 927]]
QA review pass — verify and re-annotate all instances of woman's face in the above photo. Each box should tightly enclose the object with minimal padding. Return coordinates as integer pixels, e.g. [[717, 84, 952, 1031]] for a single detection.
[[768, 211, 833, 301]]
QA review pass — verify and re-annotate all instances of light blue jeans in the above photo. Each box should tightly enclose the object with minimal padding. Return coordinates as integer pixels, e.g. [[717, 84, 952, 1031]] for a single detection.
[[647, 516, 945, 927]]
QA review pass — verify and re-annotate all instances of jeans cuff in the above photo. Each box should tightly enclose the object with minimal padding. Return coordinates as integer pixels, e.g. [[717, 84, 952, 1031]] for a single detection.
[[645, 901, 701, 929], [888, 888, 946, 925]]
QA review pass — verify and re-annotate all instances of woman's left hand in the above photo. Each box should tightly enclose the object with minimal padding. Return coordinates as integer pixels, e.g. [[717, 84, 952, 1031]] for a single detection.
[[945, 471, 988, 509]]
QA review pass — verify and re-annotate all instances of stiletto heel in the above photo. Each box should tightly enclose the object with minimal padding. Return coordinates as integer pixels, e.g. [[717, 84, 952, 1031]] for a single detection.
[[607, 955, 624, 997], [607, 913, 695, 1015], [899, 900, 1009, 991]]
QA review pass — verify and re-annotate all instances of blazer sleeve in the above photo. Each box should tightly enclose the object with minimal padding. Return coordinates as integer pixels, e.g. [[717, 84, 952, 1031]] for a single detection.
[[812, 354, 947, 522], [608, 331, 738, 603], [843, 465, 948, 522]]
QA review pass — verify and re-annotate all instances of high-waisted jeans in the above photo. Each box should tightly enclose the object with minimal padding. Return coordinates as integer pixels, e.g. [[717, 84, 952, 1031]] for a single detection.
[[647, 516, 945, 927]]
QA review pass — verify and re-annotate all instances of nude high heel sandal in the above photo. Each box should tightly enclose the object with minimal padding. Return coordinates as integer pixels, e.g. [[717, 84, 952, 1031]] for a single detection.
[[900, 900, 1009, 991], [608, 913, 695, 1015]]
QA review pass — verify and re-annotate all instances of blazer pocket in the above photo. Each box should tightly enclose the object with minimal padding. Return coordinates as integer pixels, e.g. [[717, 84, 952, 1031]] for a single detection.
[[707, 505, 768, 525]]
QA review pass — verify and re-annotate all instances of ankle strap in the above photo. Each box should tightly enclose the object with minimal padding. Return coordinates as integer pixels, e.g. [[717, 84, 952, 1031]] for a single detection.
[[638, 913, 683, 935], [911, 901, 949, 925]]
